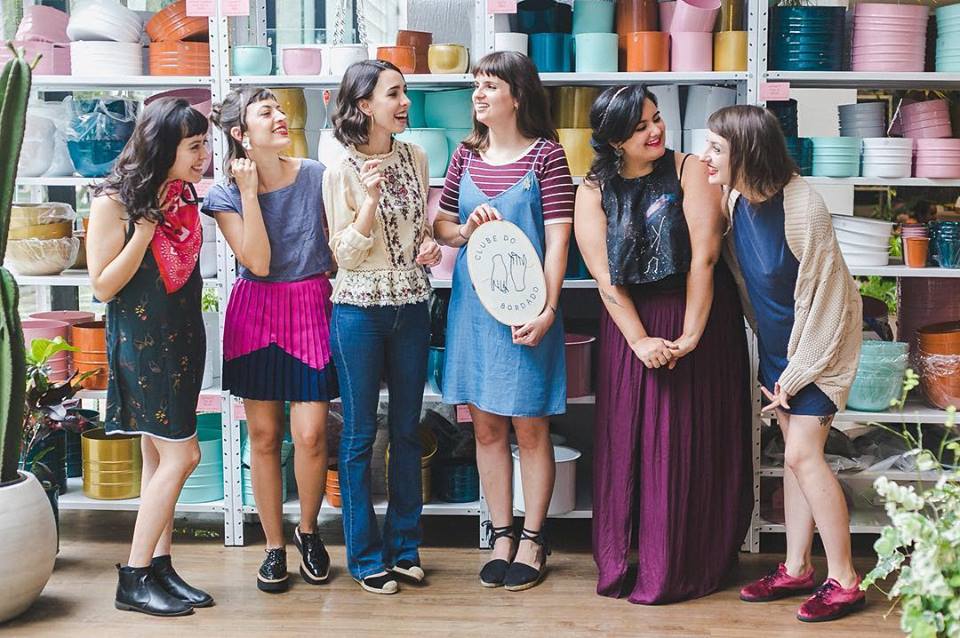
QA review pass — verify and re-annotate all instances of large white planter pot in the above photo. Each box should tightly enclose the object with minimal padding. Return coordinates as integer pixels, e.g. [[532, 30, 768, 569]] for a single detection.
[[0, 471, 57, 622], [201, 311, 220, 390]]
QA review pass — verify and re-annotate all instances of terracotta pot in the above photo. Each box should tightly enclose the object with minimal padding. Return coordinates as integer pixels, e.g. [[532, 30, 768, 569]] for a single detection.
[[905, 237, 930, 268], [71, 320, 106, 354], [325, 466, 341, 508], [625, 31, 670, 72], [377, 45, 416, 74], [149, 41, 210, 76], [145, 0, 208, 42], [714, 31, 748, 71], [396, 29, 432, 73], [616, 0, 659, 36], [552, 87, 600, 129], [269, 88, 307, 129]]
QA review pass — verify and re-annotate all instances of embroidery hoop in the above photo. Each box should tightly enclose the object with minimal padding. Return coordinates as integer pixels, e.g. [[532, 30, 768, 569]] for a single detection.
[[466, 220, 547, 326]]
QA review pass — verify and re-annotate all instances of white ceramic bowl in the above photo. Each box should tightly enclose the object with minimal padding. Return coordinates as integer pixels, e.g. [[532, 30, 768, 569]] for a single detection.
[[834, 227, 892, 250], [831, 214, 895, 238], [18, 115, 56, 178]]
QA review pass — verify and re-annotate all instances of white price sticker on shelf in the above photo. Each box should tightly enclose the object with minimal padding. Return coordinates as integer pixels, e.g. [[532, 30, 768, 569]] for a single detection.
[[488, 0, 518, 13], [186, 0, 216, 16], [221, 0, 250, 16], [197, 394, 221, 412]]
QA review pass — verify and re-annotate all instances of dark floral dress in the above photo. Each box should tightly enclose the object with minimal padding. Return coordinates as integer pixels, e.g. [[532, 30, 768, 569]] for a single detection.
[[105, 223, 204, 440]]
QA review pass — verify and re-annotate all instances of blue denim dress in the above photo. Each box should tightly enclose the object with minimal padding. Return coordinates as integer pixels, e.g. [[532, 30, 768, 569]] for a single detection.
[[442, 151, 567, 417]]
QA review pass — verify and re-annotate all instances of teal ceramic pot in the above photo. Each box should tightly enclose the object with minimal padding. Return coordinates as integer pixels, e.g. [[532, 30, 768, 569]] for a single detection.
[[407, 90, 427, 128], [232, 45, 274, 75], [574, 33, 618, 72], [529, 32, 574, 72], [444, 128, 471, 164], [573, 0, 615, 34], [180, 413, 224, 504], [424, 88, 474, 129], [396, 128, 449, 178]]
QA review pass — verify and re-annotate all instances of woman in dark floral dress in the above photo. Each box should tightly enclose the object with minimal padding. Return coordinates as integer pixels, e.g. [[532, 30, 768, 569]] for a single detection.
[[88, 98, 212, 617]]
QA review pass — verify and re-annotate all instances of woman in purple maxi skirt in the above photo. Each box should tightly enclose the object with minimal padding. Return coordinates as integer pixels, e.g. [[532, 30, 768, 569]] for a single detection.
[[574, 85, 753, 604]]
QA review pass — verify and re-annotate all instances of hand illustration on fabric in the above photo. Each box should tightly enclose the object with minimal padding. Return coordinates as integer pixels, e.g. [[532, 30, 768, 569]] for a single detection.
[[508, 252, 527, 291], [490, 254, 509, 293]]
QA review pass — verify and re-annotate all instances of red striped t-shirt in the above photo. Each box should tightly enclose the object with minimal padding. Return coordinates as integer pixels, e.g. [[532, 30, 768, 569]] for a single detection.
[[438, 139, 575, 225]]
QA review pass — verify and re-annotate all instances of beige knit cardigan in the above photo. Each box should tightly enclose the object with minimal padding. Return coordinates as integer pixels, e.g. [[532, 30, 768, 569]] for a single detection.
[[722, 175, 862, 410]]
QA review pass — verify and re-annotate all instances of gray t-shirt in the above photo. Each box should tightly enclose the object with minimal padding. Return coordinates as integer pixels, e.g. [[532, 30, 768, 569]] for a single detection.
[[201, 159, 334, 282]]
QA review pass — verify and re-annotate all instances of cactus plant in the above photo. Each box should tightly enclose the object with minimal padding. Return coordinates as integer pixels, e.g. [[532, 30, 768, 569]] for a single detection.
[[0, 44, 33, 486]]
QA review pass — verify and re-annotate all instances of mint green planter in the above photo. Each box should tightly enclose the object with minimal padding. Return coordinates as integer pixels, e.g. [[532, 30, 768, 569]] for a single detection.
[[179, 413, 224, 504]]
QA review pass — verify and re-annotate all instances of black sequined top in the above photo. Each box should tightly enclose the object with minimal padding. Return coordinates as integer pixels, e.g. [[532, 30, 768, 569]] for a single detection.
[[602, 149, 691, 288]]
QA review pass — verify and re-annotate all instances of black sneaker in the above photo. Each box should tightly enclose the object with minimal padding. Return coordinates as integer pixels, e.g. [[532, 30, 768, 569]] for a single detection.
[[257, 547, 290, 593], [355, 572, 399, 595], [389, 559, 425, 583], [294, 527, 330, 584]]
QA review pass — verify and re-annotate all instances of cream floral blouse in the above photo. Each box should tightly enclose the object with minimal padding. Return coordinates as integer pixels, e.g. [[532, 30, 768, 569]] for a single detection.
[[322, 139, 432, 307]]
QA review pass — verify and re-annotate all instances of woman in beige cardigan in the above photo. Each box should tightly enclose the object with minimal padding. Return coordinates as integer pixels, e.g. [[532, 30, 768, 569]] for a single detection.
[[702, 105, 865, 624]]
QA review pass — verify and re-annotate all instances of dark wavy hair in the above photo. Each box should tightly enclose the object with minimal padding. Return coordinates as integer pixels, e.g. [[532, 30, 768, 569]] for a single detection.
[[586, 85, 658, 186], [95, 97, 208, 223], [209, 86, 278, 179], [707, 105, 798, 199], [463, 51, 557, 153], [332, 59, 402, 148]]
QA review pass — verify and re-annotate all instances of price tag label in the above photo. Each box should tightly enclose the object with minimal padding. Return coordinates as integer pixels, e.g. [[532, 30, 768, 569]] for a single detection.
[[456, 404, 473, 423], [760, 82, 791, 102], [196, 393, 221, 412], [233, 401, 246, 421], [221, 0, 250, 17], [186, 0, 216, 17], [488, 0, 518, 13]]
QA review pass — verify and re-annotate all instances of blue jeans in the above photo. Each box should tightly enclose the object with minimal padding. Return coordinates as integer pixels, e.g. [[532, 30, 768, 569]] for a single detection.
[[331, 301, 429, 579]]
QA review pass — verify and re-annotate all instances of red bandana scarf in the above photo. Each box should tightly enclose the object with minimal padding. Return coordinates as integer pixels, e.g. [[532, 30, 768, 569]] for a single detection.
[[151, 180, 202, 294]]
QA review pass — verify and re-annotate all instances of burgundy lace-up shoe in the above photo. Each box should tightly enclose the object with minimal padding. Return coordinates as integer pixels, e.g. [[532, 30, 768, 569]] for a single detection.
[[740, 563, 816, 602], [797, 577, 866, 623]]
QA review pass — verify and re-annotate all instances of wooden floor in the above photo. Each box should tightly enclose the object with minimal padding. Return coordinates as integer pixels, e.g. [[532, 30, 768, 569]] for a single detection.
[[8, 511, 904, 637]]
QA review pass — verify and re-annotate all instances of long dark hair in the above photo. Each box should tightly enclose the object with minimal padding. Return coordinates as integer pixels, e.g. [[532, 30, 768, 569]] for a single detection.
[[209, 86, 277, 179], [707, 105, 797, 199], [95, 97, 208, 223], [332, 59, 402, 148], [586, 84, 657, 186], [462, 51, 557, 153]]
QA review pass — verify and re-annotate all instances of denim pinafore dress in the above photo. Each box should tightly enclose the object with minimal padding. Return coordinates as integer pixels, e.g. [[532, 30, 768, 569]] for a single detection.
[[442, 142, 567, 417]]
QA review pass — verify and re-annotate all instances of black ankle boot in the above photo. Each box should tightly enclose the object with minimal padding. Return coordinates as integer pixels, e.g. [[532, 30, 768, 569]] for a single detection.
[[294, 527, 330, 584], [151, 555, 214, 608], [115, 564, 193, 616]]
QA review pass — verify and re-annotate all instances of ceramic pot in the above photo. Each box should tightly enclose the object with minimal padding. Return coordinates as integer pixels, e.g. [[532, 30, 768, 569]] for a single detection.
[[428, 44, 469, 74], [625, 31, 670, 72], [377, 45, 416, 74]]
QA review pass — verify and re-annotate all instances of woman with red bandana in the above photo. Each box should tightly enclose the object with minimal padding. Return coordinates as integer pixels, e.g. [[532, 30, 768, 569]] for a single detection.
[[88, 97, 213, 616]]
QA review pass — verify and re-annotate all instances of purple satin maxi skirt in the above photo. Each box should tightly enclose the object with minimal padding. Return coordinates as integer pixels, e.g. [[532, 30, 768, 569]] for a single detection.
[[592, 264, 753, 604]]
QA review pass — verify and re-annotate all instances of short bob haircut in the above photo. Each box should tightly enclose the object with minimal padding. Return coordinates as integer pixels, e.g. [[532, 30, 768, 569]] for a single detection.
[[332, 59, 403, 148]]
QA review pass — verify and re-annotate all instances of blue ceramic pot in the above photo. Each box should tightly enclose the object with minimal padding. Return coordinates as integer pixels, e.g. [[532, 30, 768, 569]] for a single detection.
[[529, 32, 574, 72]]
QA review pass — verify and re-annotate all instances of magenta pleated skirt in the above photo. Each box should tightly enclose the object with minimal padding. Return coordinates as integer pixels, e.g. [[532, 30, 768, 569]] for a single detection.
[[592, 264, 753, 604], [222, 275, 338, 402]]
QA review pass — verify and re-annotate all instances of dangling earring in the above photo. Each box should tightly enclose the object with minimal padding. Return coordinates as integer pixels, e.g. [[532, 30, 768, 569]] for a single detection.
[[241, 135, 252, 151], [614, 146, 624, 172]]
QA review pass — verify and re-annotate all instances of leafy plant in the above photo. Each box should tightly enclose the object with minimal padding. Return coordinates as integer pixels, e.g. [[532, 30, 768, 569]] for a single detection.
[[0, 45, 33, 485], [863, 371, 960, 638], [201, 287, 219, 313]]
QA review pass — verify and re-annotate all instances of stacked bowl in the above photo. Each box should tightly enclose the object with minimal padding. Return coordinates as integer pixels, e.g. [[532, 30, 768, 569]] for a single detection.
[[861, 137, 912, 178], [914, 139, 960, 179], [812, 137, 861, 178], [769, 5, 844, 71], [768, 99, 798, 137], [851, 3, 928, 72], [935, 3, 960, 71], [572, 0, 619, 73], [932, 220, 960, 268], [147, 1, 210, 76], [2, 5, 71, 75], [839, 102, 886, 138], [68, 0, 144, 76], [7, 203, 79, 277], [915, 321, 960, 410], [784, 137, 813, 175], [901, 223, 930, 268], [831, 214, 893, 268], [847, 340, 909, 412], [900, 99, 953, 140]]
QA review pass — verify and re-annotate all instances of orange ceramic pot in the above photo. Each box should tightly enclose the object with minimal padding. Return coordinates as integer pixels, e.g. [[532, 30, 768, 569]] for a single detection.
[[625, 31, 670, 72], [396, 30, 432, 73], [617, 0, 659, 36], [145, 0, 208, 42], [149, 41, 210, 76], [377, 45, 417, 74]]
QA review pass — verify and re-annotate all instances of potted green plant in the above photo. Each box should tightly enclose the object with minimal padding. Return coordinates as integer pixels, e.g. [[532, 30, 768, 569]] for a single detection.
[[862, 371, 960, 637], [0, 44, 60, 623], [201, 287, 219, 389]]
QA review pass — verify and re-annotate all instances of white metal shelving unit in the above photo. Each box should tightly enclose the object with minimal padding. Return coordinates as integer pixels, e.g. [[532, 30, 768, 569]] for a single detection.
[[750, 0, 960, 549]]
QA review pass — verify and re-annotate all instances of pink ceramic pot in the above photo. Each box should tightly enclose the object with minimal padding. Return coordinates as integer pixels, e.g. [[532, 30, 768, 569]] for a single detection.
[[915, 139, 960, 151], [0, 41, 70, 75], [29, 311, 96, 375], [21, 318, 70, 381], [853, 31, 925, 47], [425, 188, 457, 280], [669, 0, 719, 33], [659, 1, 676, 31], [15, 5, 69, 43], [671, 32, 713, 71], [854, 3, 929, 20], [915, 164, 960, 178], [903, 99, 950, 117], [904, 123, 954, 139], [282, 47, 323, 75]]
